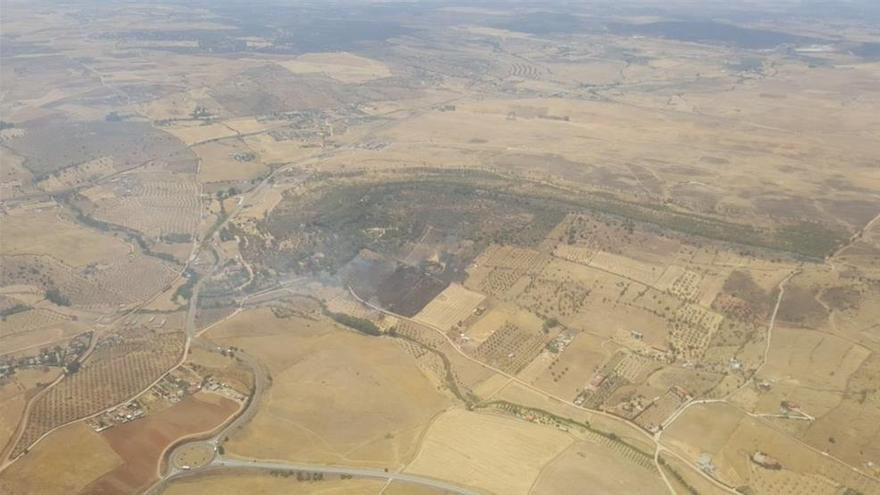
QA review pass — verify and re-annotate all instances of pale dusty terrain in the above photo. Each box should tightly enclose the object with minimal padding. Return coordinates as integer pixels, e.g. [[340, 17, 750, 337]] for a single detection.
[[208, 309, 451, 468], [405, 409, 573, 495]]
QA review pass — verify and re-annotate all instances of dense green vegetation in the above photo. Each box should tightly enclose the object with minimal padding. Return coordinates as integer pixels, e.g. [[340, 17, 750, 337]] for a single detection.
[[325, 310, 381, 336], [657, 457, 700, 495], [161, 232, 193, 243], [776, 221, 847, 258], [173, 270, 199, 303], [264, 176, 564, 274], [45, 287, 70, 306], [248, 170, 847, 285], [390, 329, 477, 405], [0, 304, 29, 319], [524, 181, 849, 259], [543, 317, 560, 332], [58, 192, 181, 264], [478, 400, 654, 461], [64, 361, 81, 374]]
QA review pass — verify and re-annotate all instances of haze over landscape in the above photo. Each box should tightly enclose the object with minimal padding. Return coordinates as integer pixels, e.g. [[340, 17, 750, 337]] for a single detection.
[[1, 1, 879, 494]]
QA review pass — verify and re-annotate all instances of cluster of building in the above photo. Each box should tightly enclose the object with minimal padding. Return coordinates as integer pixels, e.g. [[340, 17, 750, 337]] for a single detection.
[[87, 400, 146, 432], [0, 332, 91, 380], [630, 385, 692, 433], [545, 330, 576, 354], [203, 376, 247, 402], [575, 372, 622, 409], [119, 315, 167, 330], [622, 329, 674, 362], [697, 453, 716, 474], [85, 364, 247, 433], [151, 370, 200, 404], [93, 333, 123, 350]]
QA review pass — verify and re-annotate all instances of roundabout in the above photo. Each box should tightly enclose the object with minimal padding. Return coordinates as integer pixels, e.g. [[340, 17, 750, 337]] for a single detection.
[[169, 441, 215, 471]]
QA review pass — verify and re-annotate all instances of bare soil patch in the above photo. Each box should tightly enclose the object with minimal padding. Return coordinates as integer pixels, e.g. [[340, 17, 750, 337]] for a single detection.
[[84, 393, 237, 495]]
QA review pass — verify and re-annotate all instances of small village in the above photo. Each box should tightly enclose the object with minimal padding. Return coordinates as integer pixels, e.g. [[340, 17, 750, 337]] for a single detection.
[[86, 364, 247, 433], [0, 332, 91, 381]]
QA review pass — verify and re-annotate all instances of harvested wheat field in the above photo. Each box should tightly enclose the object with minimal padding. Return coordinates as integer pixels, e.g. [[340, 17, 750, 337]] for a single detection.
[[274, 52, 392, 83], [163, 472, 385, 495], [0, 422, 122, 495], [0, 207, 130, 267], [531, 440, 666, 495], [209, 309, 451, 468], [405, 408, 573, 495], [193, 138, 268, 184], [413, 283, 485, 331]]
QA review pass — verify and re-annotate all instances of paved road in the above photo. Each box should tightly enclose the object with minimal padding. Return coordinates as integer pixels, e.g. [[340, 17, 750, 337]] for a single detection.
[[152, 282, 481, 495], [207, 458, 482, 494], [152, 448, 482, 495], [187, 338, 269, 451]]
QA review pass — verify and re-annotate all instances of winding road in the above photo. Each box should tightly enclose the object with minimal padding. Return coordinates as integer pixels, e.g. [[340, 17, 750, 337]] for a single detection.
[[148, 336, 481, 495]]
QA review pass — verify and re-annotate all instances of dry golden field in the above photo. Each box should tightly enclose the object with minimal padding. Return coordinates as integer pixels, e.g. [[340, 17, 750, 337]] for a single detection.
[[405, 409, 573, 495], [531, 440, 667, 495], [163, 473, 385, 495], [10, 331, 185, 458], [413, 283, 485, 331], [0, 368, 60, 452], [192, 138, 268, 184], [2, 1, 879, 494], [207, 309, 451, 468], [0, 207, 130, 267], [274, 52, 392, 83], [663, 402, 880, 494], [0, 422, 122, 495]]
